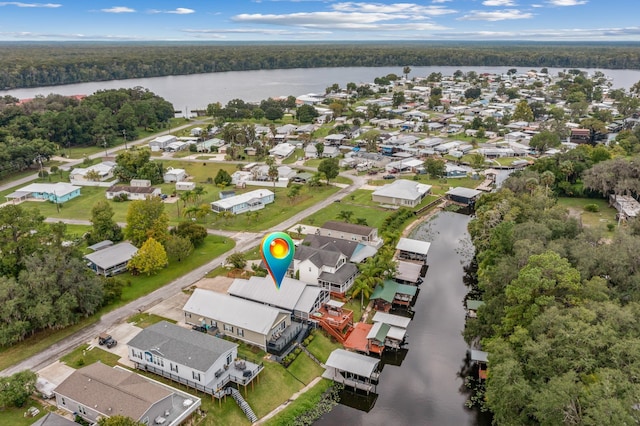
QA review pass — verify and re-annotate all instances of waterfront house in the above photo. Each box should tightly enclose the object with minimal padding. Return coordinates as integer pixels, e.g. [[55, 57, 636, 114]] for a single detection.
[[396, 237, 431, 264], [83, 242, 138, 276], [322, 349, 380, 394], [318, 221, 380, 246], [183, 289, 294, 352], [53, 362, 200, 426], [292, 244, 359, 298], [372, 179, 431, 208], [127, 321, 262, 395], [5, 182, 81, 204], [302, 234, 378, 264], [371, 280, 418, 312], [446, 187, 482, 207], [228, 276, 329, 321], [210, 189, 274, 215]]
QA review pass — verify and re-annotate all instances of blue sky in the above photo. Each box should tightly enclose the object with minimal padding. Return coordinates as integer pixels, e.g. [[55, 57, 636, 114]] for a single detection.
[[0, 0, 639, 41]]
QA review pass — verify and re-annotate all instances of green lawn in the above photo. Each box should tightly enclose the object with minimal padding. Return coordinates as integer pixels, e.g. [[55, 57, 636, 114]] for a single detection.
[[262, 379, 333, 426], [303, 158, 322, 168], [287, 352, 324, 385], [301, 188, 393, 229], [0, 397, 52, 426], [60, 343, 121, 368], [282, 149, 304, 164], [556, 197, 616, 232], [343, 298, 365, 323], [305, 330, 342, 364], [127, 313, 176, 328]]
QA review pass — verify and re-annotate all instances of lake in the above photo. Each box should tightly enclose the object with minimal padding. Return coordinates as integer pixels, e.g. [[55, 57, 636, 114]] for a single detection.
[[2, 66, 640, 112], [317, 211, 486, 426]]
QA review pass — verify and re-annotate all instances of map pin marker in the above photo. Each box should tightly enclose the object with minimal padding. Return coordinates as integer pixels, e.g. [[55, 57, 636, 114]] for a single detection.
[[260, 232, 295, 290]]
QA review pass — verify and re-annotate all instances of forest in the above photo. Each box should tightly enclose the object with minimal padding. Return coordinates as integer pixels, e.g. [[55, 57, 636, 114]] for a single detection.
[[465, 149, 640, 424], [1, 42, 640, 89], [0, 87, 173, 178]]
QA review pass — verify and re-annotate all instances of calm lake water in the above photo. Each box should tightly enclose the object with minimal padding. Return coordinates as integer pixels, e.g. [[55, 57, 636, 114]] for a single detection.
[[2, 66, 640, 111], [317, 211, 481, 426]]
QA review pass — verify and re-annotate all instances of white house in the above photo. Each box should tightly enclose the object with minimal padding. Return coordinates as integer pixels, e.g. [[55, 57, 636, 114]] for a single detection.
[[69, 161, 116, 184], [269, 143, 296, 159], [105, 184, 161, 201], [292, 244, 359, 298], [84, 242, 138, 276], [149, 135, 177, 151], [128, 321, 263, 394], [183, 289, 292, 351], [163, 167, 187, 183], [372, 179, 432, 207], [176, 182, 196, 191], [210, 189, 274, 215]]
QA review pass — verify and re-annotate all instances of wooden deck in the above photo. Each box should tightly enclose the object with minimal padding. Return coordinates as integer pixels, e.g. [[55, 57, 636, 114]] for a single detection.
[[314, 304, 354, 343]]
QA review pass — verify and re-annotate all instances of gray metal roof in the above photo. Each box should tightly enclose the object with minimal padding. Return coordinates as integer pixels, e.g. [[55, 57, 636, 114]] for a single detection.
[[471, 349, 489, 363], [446, 187, 482, 199], [372, 311, 411, 329], [396, 237, 431, 255], [325, 349, 379, 378], [32, 412, 78, 426], [229, 276, 322, 313], [373, 179, 431, 201], [87, 240, 114, 252], [296, 286, 326, 314], [127, 321, 236, 372], [318, 262, 358, 285], [83, 242, 138, 269], [183, 289, 287, 335], [395, 261, 423, 283]]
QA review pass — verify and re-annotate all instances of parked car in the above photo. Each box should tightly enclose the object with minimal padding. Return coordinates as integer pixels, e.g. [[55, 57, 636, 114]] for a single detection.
[[367, 170, 378, 175], [98, 333, 117, 348], [383, 175, 396, 180]]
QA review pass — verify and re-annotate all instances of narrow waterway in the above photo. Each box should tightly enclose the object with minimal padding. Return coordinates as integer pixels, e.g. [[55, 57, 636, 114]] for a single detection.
[[317, 211, 482, 425]]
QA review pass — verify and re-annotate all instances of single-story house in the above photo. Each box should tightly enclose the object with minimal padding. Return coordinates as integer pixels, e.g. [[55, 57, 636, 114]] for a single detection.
[[228, 276, 329, 321], [446, 187, 482, 207], [106, 184, 161, 201], [69, 161, 116, 183], [163, 167, 187, 183], [183, 289, 293, 351], [322, 146, 340, 158], [5, 182, 81, 204], [190, 127, 203, 137], [396, 237, 430, 264], [149, 135, 177, 151], [128, 321, 262, 394], [304, 144, 318, 159], [83, 242, 138, 276], [322, 349, 380, 393], [210, 189, 274, 215], [269, 143, 296, 159], [371, 280, 418, 312], [445, 163, 468, 178], [176, 181, 196, 191], [372, 179, 432, 208], [164, 141, 190, 152], [318, 221, 379, 245], [609, 194, 640, 221], [53, 362, 200, 426]]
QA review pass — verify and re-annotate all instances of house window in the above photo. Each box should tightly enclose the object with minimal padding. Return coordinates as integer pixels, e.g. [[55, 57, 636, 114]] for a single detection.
[[210, 320, 217, 328], [61, 397, 66, 406], [237, 328, 244, 337], [224, 324, 234, 333], [227, 353, 233, 365], [192, 371, 201, 381], [170, 363, 178, 373]]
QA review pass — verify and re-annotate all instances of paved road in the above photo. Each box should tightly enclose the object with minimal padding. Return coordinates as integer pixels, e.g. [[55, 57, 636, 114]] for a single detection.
[[1, 170, 365, 376]]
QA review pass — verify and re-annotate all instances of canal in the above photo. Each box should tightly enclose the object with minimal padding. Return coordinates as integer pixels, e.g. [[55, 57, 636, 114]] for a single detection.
[[317, 211, 485, 425]]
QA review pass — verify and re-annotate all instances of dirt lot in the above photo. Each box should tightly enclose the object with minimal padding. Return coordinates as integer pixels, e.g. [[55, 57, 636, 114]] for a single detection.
[[191, 276, 233, 293]]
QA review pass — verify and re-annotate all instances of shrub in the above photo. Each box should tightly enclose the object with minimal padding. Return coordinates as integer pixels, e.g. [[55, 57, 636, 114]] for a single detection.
[[584, 203, 600, 212], [607, 223, 616, 232]]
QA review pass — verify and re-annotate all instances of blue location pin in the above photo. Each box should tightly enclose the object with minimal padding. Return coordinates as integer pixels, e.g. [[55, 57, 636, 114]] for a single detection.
[[260, 232, 295, 290]]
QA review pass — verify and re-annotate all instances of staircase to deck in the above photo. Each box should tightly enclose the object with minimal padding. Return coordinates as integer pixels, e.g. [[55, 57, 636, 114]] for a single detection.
[[227, 387, 258, 423], [318, 316, 353, 344]]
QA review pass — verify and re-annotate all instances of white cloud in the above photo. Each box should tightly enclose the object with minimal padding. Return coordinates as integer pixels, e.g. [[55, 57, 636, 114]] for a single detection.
[[482, 0, 515, 6], [458, 9, 532, 21], [101, 6, 135, 13], [332, 2, 456, 16], [167, 8, 195, 14], [547, 0, 587, 5], [431, 0, 451, 3], [0, 2, 60, 7]]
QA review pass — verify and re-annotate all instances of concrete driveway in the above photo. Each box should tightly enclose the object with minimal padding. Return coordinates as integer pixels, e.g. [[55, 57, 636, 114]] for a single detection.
[[147, 291, 191, 324], [37, 361, 75, 386]]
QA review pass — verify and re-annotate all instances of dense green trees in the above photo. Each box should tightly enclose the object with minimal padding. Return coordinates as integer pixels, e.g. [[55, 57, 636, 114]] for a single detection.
[[2, 43, 640, 90], [124, 197, 169, 247], [318, 158, 339, 184], [0, 370, 37, 408]]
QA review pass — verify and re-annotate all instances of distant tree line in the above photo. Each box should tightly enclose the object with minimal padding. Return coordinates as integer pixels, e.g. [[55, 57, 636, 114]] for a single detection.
[[2, 42, 640, 89]]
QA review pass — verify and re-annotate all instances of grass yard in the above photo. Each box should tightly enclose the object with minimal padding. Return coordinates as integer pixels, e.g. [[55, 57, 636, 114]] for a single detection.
[[282, 149, 304, 164], [0, 397, 52, 426], [244, 360, 305, 418], [262, 379, 333, 426], [303, 158, 322, 168], [128, 313, 176, 328], [343, 298, 365, 323], [305, 330, 342, 364], [556, 197, 616, 232], [287, 352, 324, 385], [207, 184, 340, 232], [301, 188, 392, 229], [60, 343, 121, 368]]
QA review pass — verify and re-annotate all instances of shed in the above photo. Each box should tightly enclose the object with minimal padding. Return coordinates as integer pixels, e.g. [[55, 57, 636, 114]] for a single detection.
[[176, 181, 196, 191]]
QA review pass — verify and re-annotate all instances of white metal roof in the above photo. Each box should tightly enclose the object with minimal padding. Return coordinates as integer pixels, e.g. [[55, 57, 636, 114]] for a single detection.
[[326, 300, 344, 308], [387, 325, 407, 341], [17, 182, 80, 197], [183, 288, 286, 335], [396, 237, 431, 255], [470, 349, 489, 363], [373, 179, 432, 201], [325, 349, 379, 378], [372, 311, 411, 329], [83, 242, 138, 269], [210, 189, 273, 210], [228, 276, 317, 312]]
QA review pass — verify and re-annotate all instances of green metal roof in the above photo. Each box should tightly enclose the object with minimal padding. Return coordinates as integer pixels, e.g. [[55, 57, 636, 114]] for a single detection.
[[371, 280, 417, 303], [374, 323, 390, 342]]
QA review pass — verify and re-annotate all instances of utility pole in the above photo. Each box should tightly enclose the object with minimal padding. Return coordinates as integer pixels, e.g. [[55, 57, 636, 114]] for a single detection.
[[123, 129, 128, 150], [103, 137, 108, 157]]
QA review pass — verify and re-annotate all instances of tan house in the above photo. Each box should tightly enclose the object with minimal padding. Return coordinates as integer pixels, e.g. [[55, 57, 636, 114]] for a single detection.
[[317, 221, 379, 245], [372, 179, 431, 208]]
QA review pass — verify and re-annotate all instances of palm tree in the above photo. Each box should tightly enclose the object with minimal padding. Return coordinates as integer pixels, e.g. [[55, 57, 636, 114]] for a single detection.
[[337, 210, 354, 223], [540, 170, 555, 195], [184, 206, 199, 219], [349, 277, 374, 309], [193, 186, 207, 203]]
